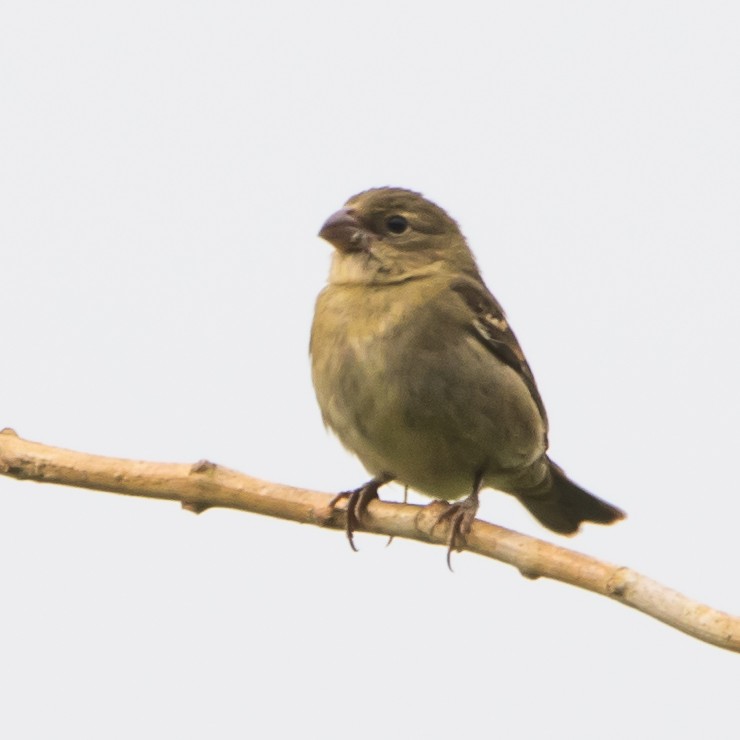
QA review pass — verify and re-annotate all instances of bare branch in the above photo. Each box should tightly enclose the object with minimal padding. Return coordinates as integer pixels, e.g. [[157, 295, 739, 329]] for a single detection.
[[1, 427, 738, 653]]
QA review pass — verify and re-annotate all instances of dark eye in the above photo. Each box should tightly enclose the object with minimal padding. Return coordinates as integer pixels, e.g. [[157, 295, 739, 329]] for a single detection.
[[385, 215, 408, 234]]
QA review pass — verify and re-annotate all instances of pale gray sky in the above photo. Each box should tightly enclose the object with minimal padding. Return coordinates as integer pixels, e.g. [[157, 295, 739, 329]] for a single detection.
[[2, 2, 739, 738]]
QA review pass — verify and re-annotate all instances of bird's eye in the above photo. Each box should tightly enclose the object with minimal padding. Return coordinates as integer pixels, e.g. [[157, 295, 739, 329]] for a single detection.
[[385, 215, 408, 234]]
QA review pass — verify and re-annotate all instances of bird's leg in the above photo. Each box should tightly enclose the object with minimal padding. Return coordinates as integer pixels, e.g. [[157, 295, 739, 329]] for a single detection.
[[433, 471, 483, 571], [328, 474, 393, 551]]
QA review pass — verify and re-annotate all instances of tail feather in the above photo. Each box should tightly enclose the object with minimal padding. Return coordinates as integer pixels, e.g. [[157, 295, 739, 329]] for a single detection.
[[517, 459, 625, 535]]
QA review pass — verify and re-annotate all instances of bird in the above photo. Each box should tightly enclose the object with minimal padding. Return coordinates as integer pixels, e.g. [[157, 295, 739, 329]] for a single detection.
[[310, 187, 624, 564]]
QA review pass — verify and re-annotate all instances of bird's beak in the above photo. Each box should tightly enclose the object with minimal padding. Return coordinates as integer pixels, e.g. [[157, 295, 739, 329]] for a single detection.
[[318, 208, 369, 253]]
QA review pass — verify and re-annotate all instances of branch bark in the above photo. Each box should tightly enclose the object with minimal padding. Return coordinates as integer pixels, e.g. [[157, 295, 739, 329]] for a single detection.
[[1, 427, 738, 653]]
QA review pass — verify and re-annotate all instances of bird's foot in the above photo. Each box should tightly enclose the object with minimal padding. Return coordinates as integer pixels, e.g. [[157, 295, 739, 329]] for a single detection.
[[328, 475, 392, 551], [432, 489, 481, 571]]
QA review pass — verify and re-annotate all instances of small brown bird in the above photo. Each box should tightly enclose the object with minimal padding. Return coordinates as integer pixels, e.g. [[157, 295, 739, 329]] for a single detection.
[[310, 187, 624, 563]]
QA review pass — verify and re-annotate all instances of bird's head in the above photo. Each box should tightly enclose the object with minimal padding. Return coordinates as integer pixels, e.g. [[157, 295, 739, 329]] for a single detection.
[[318, 187, 481, 285]]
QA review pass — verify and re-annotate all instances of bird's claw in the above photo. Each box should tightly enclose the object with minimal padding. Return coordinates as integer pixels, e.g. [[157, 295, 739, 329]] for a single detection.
[[328, 477, 389, 551], [432, 492, 480, 571]]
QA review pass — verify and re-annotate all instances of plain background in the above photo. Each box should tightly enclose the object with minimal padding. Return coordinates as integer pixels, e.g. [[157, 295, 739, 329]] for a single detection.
[[2, 2, 739, 738]]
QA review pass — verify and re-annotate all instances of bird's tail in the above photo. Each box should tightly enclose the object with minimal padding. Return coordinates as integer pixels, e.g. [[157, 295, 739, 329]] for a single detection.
[[516, 459, 625, 535]]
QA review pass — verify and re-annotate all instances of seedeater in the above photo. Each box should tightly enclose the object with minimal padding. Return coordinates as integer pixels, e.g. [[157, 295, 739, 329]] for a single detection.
[[310, 187, 624, 562]]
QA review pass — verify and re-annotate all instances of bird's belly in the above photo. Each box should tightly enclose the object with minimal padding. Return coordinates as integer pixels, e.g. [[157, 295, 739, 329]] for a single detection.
[[314, 331, 546, 501]]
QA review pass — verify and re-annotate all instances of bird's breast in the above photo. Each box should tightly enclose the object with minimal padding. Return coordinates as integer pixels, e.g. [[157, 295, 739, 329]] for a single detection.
[[310, 279, 546, 499]]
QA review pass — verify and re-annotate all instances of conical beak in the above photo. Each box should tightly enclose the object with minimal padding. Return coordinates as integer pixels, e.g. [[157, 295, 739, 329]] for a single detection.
[[318, 208, 368, 253]]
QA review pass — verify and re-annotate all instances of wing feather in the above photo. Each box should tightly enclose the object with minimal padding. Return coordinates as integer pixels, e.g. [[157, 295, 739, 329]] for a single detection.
[[450, 278, 548, 426]]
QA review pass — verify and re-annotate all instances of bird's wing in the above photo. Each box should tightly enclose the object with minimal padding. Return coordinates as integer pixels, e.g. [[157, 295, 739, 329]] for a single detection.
[[450, 277, 548, 426]]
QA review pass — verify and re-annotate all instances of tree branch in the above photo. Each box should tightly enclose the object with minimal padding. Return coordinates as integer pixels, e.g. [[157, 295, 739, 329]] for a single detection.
[[1, 426, 738, 653]]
